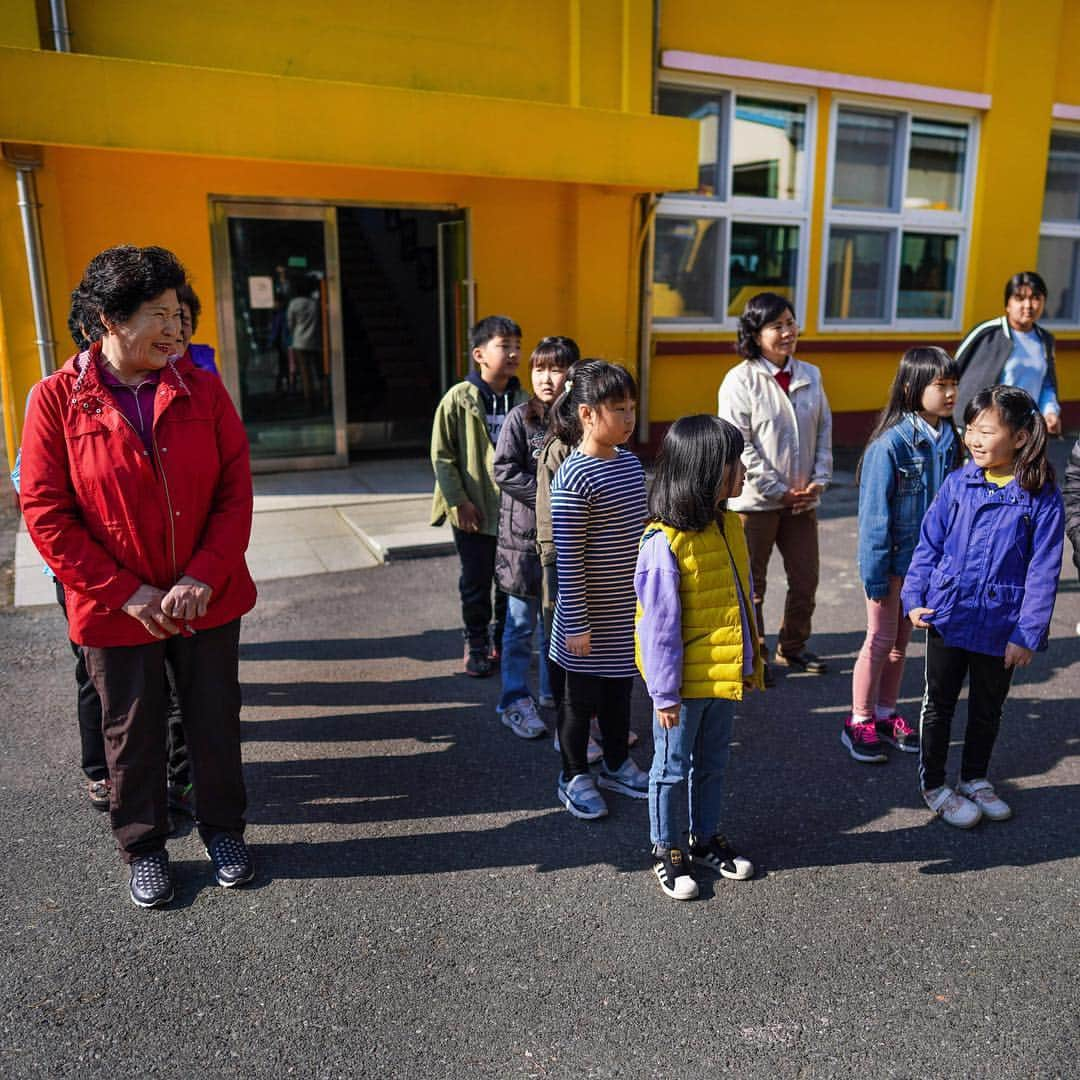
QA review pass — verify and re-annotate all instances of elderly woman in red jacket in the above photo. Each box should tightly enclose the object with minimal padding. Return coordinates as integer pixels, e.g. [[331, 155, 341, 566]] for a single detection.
[[20, 245, 257, 909]]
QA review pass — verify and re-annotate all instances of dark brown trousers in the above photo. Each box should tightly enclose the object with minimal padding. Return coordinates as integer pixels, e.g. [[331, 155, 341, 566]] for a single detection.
[[83, 619, 246, 863], [739, 508, 820, 658]]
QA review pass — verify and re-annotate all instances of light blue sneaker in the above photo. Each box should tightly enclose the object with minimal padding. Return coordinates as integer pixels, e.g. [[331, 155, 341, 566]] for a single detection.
[[597, 757, 649, 799], [557, 773, 608, 820]]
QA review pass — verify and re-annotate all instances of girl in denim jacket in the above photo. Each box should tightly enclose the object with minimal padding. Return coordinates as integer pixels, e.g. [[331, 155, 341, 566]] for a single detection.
[[846, 348, 962, 763], [902, 385, 1064, 828]]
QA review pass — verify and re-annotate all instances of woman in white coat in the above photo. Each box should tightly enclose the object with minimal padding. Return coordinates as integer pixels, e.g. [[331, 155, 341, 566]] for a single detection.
[[718, 292, 833, 685]]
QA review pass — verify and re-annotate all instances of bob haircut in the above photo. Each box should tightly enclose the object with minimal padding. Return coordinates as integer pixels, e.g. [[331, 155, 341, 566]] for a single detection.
[[531, 335, 579, 370], [736, 292, 796, 361], [648, 414, 745, 532], [548, 359, 636, 447], [964, 384, 1055, 493], [857, 346, 963, 481], [1003, 271, 1048, 305], [71, 245, 186, 331]]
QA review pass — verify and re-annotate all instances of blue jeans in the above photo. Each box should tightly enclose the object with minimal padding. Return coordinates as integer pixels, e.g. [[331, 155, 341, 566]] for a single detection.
[[648, 698, 734, 848], [498, 594, 552, 711]]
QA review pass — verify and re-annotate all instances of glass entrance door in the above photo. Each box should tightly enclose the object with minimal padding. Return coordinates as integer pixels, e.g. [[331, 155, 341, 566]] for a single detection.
[[212, 202, 347, 470]]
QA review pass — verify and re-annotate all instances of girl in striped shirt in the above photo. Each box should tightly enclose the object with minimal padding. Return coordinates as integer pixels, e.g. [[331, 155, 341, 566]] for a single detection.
[[550, 361, 650, 820]]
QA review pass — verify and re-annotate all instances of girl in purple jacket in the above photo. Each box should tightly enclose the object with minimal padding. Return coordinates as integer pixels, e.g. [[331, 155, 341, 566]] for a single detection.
[[903, 385, 1064, 829]]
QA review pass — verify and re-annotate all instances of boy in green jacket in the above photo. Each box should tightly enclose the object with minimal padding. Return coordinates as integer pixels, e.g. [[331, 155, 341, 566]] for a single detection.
[[431, 315, 529, 676]]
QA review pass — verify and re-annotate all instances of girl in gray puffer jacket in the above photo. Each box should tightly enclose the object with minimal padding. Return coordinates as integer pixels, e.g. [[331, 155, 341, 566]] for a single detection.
[[492, 337, 576, 739]]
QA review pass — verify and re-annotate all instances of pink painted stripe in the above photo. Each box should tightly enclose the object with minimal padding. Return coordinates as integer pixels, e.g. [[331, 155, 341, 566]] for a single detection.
[[661, 50, 992, 111], [1052, 103, 1080, 121]]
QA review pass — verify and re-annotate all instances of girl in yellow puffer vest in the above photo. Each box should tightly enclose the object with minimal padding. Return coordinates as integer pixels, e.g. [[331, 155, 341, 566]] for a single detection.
[[634, 415, 764, 901]]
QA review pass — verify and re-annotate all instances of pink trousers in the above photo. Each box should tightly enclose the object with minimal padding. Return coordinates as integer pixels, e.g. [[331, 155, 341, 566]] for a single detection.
[[851, 575, 913, 718]]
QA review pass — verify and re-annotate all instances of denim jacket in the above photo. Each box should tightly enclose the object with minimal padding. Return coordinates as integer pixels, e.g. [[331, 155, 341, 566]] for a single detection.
[[857, 416, 957, 599], [901, 462, 1064, 655]]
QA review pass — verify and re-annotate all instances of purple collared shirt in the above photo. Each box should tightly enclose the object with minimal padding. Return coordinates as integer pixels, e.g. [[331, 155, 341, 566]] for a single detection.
[[97, 357, 160, 452]]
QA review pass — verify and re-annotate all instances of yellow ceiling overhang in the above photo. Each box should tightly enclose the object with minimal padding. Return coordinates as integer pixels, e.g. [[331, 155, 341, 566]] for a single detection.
[[0, 46, 698, 190]]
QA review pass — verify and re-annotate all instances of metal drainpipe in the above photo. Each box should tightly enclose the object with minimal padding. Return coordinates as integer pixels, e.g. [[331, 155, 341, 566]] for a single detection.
[[4, 145, 57, 380], [49, 0, 73, 52]]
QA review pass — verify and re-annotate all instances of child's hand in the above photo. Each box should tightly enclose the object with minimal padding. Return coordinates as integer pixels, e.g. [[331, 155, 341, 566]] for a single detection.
[[908, 607, 935, 628], [656, 705, 681, 729], [457, 501, 482, 533], [565, 631, 591, 657], [1004, 642, 1033, 668]]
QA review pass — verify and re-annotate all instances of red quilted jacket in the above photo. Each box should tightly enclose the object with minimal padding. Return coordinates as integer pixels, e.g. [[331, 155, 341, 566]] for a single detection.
[[19, 345, 257, 646]]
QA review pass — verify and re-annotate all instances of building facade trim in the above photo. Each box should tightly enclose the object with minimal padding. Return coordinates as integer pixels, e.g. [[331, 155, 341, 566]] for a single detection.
[[660, 51, 992, 111]]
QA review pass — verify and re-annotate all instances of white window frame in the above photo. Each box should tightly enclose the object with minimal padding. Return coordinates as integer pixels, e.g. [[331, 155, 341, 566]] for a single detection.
[[653, 73, 816, 333], [1039, 123, 1080, 327], [819, 96, 980, 334]]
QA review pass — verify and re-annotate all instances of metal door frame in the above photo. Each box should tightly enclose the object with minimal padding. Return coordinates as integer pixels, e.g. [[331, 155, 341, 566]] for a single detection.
[[210, 199, 348, 471], [436, 209, 474, 394]]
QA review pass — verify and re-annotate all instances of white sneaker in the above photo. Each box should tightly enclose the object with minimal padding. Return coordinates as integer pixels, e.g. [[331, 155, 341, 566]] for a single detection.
[[538, 693, 556, 709], [957, 779, 1012, 821], [499, 697, 546, 739], [553, 734, 603, 765], [923, 785, 982, 829]]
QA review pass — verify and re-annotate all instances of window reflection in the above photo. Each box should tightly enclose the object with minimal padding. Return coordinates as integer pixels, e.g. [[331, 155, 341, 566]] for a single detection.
[[727, 223, 799, 315], [731, 97, 806, 201], [653, 217, 720, 320], [1042, 132, 1080, 222], [657, 87, 725, 197], [825, 228, 892, 321], [897, 232, 957, 318], [905, 120, 967, 211], [833, 109, 900, 210]]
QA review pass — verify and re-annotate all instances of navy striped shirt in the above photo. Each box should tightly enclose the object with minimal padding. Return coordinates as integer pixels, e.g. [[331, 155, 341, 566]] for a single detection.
[[550, 447, 647, 676]]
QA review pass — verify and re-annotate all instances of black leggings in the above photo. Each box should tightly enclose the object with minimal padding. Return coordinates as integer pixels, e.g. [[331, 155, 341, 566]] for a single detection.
[[558, 671, 633, 780], [918, 629, 1014, 792]]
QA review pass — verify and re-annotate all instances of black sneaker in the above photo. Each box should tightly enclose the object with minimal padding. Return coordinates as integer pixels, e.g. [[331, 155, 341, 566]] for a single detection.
[[205, 833, 255, 888], [776, 649, 828, 674], [688, 834, 754, 880], [129, 850, 173, 908], [651, 846, 699, 900], [463, 643, 493, 678]]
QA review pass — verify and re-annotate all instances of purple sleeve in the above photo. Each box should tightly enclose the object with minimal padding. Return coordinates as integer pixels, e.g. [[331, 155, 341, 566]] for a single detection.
[[634, 531, 683, 710]]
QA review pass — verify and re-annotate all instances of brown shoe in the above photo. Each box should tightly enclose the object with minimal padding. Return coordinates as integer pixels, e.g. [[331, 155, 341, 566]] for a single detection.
[[776, 650, 828, 674]]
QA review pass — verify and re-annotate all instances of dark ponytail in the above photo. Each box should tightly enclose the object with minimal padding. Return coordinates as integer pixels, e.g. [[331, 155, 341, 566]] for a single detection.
[[549, 359, 637, 446], [963, 384, 1054, 493]]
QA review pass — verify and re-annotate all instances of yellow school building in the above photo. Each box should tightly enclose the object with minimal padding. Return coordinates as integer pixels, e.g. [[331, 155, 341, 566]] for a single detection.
[[1, 0, 1078, 470]]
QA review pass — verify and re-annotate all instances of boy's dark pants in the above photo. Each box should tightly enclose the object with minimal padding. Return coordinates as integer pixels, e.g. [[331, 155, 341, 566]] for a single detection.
[[452, 527, 507, 648], [559, 672, 633, 780], [919, 629, 1014, 792], [83, 619, 247, 863]]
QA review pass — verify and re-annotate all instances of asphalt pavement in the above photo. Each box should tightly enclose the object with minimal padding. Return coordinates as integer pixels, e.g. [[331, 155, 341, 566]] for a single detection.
[[1, 469, 1077, 1078]]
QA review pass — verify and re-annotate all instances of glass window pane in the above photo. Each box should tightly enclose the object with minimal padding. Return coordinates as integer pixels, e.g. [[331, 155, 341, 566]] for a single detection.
[[727, 222, 800, 316], [658, 87, 725, 197], [1042, 131, 1080, 222], [1038, 235, 1080, 321], [897, 232, 958, 319], [653, 217, 721, 320], [731, 97, 806, 201], [906, 119, 968, 211], [825, 228, 893, 321], [833, 108, 900, 210]]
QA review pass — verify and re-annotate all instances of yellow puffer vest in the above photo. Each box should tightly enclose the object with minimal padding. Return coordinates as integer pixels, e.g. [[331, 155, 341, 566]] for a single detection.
[[635, 513, 764, 701]]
